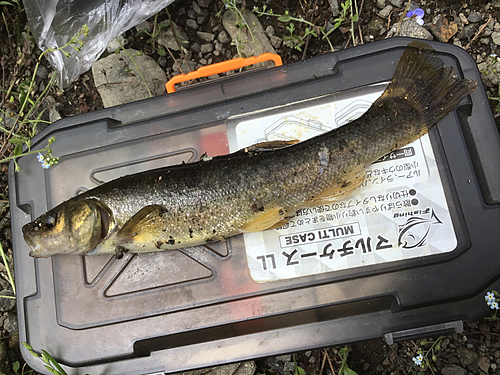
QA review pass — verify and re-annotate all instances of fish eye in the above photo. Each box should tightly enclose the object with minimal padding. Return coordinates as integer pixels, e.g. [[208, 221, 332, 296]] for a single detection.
[[44, 215, 56, 228]]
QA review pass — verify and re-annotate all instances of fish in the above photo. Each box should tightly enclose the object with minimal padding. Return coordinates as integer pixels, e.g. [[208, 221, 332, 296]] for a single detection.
[[22, 41, 478, 258]]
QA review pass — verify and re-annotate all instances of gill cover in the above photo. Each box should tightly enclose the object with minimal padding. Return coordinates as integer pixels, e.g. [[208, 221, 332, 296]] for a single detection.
[[22, 199, 113, 257]]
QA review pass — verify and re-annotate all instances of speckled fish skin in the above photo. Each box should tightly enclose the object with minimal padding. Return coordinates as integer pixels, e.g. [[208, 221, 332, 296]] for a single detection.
[[22, 42, 477, 257]]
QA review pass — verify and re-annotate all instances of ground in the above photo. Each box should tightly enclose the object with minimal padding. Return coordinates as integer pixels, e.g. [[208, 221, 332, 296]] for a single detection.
[[1, 0, 500, 374]]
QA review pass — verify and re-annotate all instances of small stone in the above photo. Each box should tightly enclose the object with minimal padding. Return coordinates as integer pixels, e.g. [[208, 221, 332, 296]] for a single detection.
[[186, 19, 199, 29], [389, 0, 402, 7], [266, 25, 275, 37], [377, 0, 386, 9], [157, 56, 167, 68], [218, 30, 231, 44], [36, 65, 49, 80], [197, 31, 215, 42], [191, 43, 201, 53], [457, 347, 479, 366], [379, 5, 393, 18], [397, 18, 434, 40], [457, 24, 475, 39], [213, 50, 220, 56], [441, 364, 467, 375], [215, 42, 223, 51], [492, 363, 498, 371], [382, 358, 391, 366], [283, 362, 295, 372], [483, 27, 493, 36], [200, 43, 213, 54], [492, 31, 500, 45], [135, 21, 152, 34], [448, 355, 461, 365], [92, 48, 167, 107], [156, 23, 189, 51], [276, 354, 292, 362], [197, 16, 205, 25], [468, 12, 483, 23], [177, 7, 186, 16], [429, 15, 458, 42], [270, 35, 282, 49], [187, 9, 197, 19], [477, 356, 490, 372], [3, 312, 17, 335], [304, 351, 312, 357], [0, 290, 15, 312], [106, 34, 127, 53], [197, 0, 212, 7], [173, 59, 196, 73], [267, 357, 284, 373], [192, 1, 202, 15], [459, 13, 469, 25], [329, 0, 340, 16], [442, 338, 451, 349], [0, 341, 7, 364], [480, 37, 490, 44]]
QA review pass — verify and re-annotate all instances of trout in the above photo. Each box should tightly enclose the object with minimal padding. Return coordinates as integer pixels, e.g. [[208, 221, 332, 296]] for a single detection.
[[23, 42, 477, 258]]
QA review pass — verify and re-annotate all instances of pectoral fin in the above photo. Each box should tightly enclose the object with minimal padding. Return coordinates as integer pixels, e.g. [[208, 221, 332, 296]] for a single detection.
[[305, 170, 366, 207], [116, 205, 164, 243], [240, 206, 288, 233]]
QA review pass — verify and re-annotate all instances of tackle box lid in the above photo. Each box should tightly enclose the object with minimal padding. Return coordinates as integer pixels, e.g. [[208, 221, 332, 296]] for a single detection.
[[9, 37, 500, 375]]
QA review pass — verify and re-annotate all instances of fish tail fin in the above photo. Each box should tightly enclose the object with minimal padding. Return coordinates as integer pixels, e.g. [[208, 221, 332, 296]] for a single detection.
[[378, 41, 477, 126]]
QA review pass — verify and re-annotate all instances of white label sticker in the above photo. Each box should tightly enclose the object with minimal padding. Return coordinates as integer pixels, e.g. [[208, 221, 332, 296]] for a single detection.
[[228, 88, 457, 282]]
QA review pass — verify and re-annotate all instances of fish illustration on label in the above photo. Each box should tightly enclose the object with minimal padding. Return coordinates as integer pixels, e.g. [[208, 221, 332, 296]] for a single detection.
[[397, 208, 443, 249]]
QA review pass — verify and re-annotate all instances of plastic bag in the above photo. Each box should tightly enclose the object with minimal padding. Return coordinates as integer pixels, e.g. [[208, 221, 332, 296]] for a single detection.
[[23, 0, 175, 88]]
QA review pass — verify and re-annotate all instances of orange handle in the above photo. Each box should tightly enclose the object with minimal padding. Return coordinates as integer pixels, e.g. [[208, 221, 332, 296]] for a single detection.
[[166, 53, 283, 93]]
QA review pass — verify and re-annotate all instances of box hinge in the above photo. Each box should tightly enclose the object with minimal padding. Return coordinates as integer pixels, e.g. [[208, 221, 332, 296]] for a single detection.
[[383, 320, 463, 345]]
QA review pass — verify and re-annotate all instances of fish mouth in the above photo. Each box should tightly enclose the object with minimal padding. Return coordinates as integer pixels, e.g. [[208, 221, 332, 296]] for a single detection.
[[23, 231, 41, 257]]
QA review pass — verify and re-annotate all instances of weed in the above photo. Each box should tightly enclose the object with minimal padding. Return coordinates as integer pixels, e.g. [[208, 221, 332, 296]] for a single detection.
[[23, 342, 67, 375], [253, 2, 359, 52], [338, 346, 358, 375], [485, 290, 500, 319], [411, 336, 443, 374], [292, 354, 306, 375], [115, 39, 153, 98], [489, 87, 500, 117], [0, 240, 15, 297], [1, 24, 88, 172], [217, 0, 259, 57]]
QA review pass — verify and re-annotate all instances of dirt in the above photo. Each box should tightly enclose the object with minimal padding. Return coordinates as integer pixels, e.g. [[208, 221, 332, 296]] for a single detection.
[[1, 0, 500, 374]]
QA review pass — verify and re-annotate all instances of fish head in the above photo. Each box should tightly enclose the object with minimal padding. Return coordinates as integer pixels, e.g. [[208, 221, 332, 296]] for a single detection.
[[22, 199, 113, 257]]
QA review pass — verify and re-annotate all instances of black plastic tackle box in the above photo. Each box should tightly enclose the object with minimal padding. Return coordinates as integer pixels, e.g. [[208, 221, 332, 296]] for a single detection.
[[9, 37, 500, 375]]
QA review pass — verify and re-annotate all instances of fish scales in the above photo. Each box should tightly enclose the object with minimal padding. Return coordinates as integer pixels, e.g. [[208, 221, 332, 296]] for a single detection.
[[22, 42, 478, 257]]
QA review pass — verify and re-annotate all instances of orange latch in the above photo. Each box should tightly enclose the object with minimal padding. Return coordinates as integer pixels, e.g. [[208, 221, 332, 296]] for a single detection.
[[165, 53, 283, 93]]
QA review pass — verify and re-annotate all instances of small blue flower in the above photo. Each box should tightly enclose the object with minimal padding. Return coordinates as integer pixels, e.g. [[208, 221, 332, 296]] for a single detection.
[[486, 292, 496, 302], [490, 301, 499, 310], [41, 161, 50, 169], [412, 353, 424, 366], [37, 153, 44, 162], [225, 3, 229, 8], [407, 8, 425, 25]]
